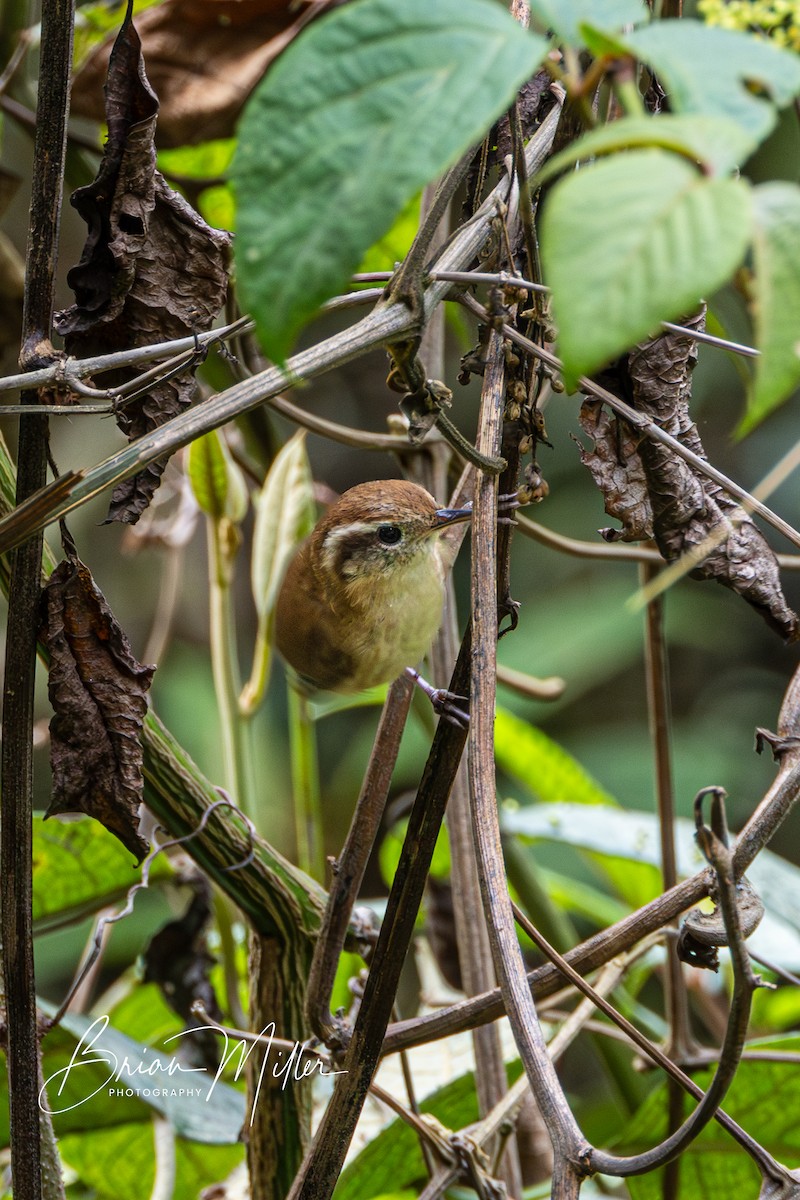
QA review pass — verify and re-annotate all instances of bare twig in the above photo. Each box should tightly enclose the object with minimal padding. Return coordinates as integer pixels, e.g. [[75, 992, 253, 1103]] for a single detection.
[[305, 675, 413, 1044], [511, 906, 792, 1186], [468, 327, 586, 1197], [1, 1, 74, 1197], [286, 639, 473, 1200]]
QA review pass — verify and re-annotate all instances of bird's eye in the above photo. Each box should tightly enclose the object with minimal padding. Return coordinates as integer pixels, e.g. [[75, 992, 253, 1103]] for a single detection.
[[377, 524, 403, 546]]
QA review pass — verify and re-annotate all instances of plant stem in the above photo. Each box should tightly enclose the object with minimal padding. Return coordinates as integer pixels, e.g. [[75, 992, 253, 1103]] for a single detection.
[[1, 0, 73, 1197], [207, 518, 257, 819], [288, 683, 325, 881]]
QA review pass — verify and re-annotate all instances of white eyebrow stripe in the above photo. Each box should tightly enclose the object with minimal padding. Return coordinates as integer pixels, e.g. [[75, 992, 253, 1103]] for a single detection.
[[323, 521, 381, 546]]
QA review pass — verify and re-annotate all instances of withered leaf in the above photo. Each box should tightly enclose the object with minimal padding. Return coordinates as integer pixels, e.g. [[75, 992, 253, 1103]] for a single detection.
[[41, 555, 155, 861], [71, 0, 335, 149], [575, 402, 654, 543], [55, 3, 232, 524], [578, 313, 799, 640]]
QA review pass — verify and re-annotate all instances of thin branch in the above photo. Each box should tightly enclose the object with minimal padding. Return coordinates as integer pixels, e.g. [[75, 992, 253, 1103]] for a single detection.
[[354, 274, 761, 359], [590, 789, 764, 1177], [467, 326, 587, 1191], [496, 661, 565, 700], [305, 675, 414, 1044], [511, 906, 791, 1186], [1, 2, 74, 1198], [0, 316, 253, 398], [286, 639, 473, 1200]]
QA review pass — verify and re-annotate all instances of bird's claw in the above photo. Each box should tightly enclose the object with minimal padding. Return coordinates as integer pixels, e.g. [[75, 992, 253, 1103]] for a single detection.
[[430, 688, 470, 729], [405, 668, 470, 728]]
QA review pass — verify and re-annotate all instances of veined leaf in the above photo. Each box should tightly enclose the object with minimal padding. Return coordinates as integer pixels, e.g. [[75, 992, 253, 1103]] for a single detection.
[[741, 182, 800, 433], [624, 1037, 800, 1200], [626, 22, 800, 144], [540, 149, 752, 387], [44, 1011, 246, 1143], [32, 816, 161, 929], [231, 0, 548, 361]]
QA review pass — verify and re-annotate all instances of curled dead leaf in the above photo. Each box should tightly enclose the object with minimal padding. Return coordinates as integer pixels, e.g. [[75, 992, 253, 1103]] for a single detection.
[[56, 4, 232, 523], [40, 554, 155, 861], [578, 314, 799, 640]]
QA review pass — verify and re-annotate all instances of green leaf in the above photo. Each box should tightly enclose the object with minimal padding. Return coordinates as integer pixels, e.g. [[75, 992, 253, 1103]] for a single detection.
[[540, 149, 753, 387], [528, 0, 648, 45], [187, 429, 247, 522], [231, 0, 549, 361], [157, 138, 235, 180], [535, 114, 757, 184], [624, 1036, 800, 1200], [625, 21, 800, 144], [740, 182, 800, 433], [32, 815, 150, 928], [241, 431, 315, 713], [495, 709, 618, 807], [59, 1122, 243, 1200]]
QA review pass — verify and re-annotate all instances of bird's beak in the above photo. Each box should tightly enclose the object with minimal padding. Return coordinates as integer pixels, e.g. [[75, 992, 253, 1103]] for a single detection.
[[433, 505, 473, 529]]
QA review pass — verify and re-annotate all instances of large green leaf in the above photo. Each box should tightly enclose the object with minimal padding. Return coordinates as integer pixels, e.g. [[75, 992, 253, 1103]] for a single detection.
[[540, 149, 752, 386], [231, 0, 548, 361], [528, 0, 647, 45], [626, 22, 800, 144], [623, 1036, 800, 1200], [741, 182, 800, 433]]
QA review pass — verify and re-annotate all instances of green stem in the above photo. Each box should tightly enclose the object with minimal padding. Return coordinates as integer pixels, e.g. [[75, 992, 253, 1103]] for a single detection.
[[615, 71, 646, 117], [214, 891, 247, 1028], [207, 517, 257, 819], [288, 682, 325, 881]]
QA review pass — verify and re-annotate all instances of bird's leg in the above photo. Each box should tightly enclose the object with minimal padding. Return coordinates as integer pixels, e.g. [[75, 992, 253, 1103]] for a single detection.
[[405, 666, 470, 728]]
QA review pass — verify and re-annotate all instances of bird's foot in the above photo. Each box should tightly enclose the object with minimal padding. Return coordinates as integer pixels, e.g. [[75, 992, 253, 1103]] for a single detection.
[[405, 667, 470, 728]]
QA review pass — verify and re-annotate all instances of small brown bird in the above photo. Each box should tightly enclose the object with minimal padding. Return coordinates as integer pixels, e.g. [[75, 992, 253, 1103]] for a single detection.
[[274, 479, 472, 714]]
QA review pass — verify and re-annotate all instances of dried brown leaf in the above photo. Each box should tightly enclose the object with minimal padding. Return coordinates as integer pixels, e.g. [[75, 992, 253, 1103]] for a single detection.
[[55, 6, 232, 523], [71, 0, 335, 148], [575, 402, 653, 542], [40, 555, 155, 861], [629, 319, 798, 641], [578, 313, 798, 640]]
